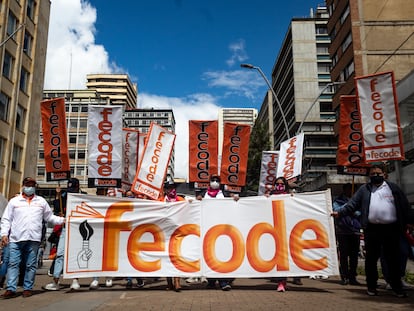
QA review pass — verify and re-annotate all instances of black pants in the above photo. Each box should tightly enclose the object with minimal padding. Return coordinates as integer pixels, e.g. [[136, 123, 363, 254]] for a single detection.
[[364, 223, 402, 292], [337, 234, 360, 281]]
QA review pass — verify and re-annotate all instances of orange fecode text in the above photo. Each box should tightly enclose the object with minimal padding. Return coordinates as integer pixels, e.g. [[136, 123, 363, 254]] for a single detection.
[[97, 108, 113, 176]]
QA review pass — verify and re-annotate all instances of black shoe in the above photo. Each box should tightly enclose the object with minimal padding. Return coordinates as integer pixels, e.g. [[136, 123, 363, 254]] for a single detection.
[[349, 279, 361, 286], [395, 291, 408, 298], [340, 279, 349, 285], [126, 280, 132, 289], [367, 288, 378, 296]]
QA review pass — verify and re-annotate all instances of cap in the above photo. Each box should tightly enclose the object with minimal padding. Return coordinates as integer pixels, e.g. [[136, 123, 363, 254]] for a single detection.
[[210, 174, 221, 182], [67, 178, 80, 193], [22, 177, 37, 186]]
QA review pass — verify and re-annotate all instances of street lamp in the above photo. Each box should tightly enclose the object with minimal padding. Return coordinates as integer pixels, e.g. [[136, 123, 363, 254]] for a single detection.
[[241, 63, 291, 140], [296, 81, 345, 135]]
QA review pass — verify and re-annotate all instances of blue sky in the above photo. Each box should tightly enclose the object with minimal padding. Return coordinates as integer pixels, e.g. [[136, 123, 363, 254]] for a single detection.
[[44, 0, 323, 178]]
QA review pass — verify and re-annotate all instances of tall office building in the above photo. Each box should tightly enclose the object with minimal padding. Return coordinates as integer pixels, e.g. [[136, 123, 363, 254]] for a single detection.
[[256, 5, 364, 192], [0, 0, 50, 198]]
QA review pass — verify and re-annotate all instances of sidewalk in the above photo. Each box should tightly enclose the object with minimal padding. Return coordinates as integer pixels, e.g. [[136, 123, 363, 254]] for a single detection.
[[1, 260, 413, 311]]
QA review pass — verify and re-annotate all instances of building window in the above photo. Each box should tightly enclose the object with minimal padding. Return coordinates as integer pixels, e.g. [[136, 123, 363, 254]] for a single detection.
[[37, 167, 45, 177], [3, 51, 14, 79], [343, 61, 355, 80], [39, 151, 44, 159], [26, 0, 36, 20], [72, 106, 79, 112], [0, 137, 5, 165], [20, 67, 30, 93], [69, 120, 78, 129], [7, 11, 18, 38], [342, 33, 352, 53], [317, 63, 331, 73], [78, 135, 86, 144], [0, 92, 10, 121], [79, 119, 87, 128], [69, 135, 77, 144], [81, 106, 88, 112], [23, 31, 33, 56], [340, 5, 350, 24], [12, 144, 22, 170], [78, 151, 85, 159], [16, 104, 25, 130]]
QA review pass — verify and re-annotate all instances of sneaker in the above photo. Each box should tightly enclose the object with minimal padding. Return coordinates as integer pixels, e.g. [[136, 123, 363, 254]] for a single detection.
[[44, 282, 60, 291], [22, 290, 32, 298], [221, 284, 231, 291], [105, 278, 113, 287], [395, 291, 408, 298], [385, 283, 392, 290], [292, 278, 303, 285], [402, 280, 411, 290], [70, 279, 80, 290], [185, 277, 198, 284], [340, 279, 349, 286], [89, 279, 99, 290], [349, 279, 361, 286], [126, 280, 132, 289], [366, 288, 378, 296], [1, 290, 18, 299], [277, 282, 286, 292], [136, 279, 145, 288], [200, 277, 208, 284]]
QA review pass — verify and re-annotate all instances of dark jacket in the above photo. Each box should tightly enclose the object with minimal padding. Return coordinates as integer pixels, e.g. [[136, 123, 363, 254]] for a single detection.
[[333, 194, 361, 235], [338, 181, 411, 232]]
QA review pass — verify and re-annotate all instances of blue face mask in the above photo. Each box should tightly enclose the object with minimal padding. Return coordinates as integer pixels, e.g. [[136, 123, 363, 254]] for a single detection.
[[23, 186, 36, 196]]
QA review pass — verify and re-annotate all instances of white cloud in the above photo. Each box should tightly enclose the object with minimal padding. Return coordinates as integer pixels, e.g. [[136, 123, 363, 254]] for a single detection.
[[226, 39, 248, 67]]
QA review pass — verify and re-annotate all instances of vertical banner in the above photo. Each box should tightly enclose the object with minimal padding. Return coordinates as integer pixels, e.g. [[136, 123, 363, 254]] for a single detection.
[[121, 128, 140, 190], [220, 123, 251, 187], [336, 96, 370, 176], [131, 123, 176, 200], [355, 71, 405, 162], [277, 133, 304, 180], [258, 151, 279, 195], [188, 120, 219, 188], [40, 98, 70, 181], [88, 105, 123, 188]]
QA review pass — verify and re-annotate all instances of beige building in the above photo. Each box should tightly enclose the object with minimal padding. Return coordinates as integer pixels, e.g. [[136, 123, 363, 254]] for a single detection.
[[0, 0, 50, 198]]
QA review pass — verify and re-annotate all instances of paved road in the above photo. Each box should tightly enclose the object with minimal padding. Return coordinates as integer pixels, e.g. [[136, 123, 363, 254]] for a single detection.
[[1, 261, 413, 311]]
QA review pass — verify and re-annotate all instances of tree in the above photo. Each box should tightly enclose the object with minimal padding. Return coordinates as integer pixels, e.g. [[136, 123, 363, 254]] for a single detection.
[[246, 122, 271, 194]]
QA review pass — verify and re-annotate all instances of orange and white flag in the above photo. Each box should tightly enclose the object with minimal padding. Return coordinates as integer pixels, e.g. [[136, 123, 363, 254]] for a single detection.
[[40, 98, 70, 181], [188, 120, 219, 187], [258, 151, 279, 195], [355, 71, 405, 162], [121, 128, 140, 190], [88, 105, 123, 188], [220, 123, 251, 187], [276, 133, 304, 180], [131, 123, 176, 200]]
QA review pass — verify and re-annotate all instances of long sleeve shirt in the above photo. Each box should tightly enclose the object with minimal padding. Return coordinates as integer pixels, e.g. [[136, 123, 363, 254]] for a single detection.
[[0, 194, 64, 243]]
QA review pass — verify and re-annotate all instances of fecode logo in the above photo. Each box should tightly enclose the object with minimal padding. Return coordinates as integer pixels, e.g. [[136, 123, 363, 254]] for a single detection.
[[97, 108, 113, 176], [196, 122, 212, 181], [225, 126, 242, 184], [146, 131, 165, 182], [347, 104, 364, 164], [47, 101, 64, 170], [369, 78, 386, 143], [100, 200, 329, 273], [265, 153, 278, 188], [123, 132, 131, 180], [283, 137, 297, 179]]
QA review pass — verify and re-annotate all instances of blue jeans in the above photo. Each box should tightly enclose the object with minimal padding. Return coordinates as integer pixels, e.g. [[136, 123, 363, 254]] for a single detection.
[[0, 244, 10, 277], [6, 241, 40, 292], [53, 228, 65, 279]]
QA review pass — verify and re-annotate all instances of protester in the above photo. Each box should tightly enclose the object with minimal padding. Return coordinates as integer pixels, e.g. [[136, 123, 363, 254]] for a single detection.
[[44, 178, 83, 291], [332, 183, 362, 286], [332, 164, 412, 298], [0, 177, 64, 298]]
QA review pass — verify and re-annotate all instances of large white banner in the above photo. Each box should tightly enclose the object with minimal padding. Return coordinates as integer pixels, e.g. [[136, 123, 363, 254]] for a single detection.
[[131, 123, 176, 199], [258, 151, 279, 195], [64, 191, 339, 278], [277, 133, 304, 180], [88, 105, 123, 188], [355, 71, 405, 162]]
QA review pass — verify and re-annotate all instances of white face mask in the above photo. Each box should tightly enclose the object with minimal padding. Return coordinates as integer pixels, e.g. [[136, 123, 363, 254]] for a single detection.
[[23, 186, 36, 196], [210, 181, 220, 190]]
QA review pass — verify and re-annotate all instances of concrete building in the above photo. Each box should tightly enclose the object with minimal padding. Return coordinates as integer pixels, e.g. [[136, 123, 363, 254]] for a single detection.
[[0, 0, 51, 198], [255, 5, 363, 194], [86, 74, 138, 108], [123, 108, 176, 179]]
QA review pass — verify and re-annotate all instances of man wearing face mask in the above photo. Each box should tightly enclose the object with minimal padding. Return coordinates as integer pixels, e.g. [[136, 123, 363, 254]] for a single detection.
[[332, 164, 411, 298], [0, 177, 64, 298]]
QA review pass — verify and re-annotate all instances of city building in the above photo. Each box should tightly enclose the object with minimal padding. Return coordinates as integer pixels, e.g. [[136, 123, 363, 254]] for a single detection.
[[0, 0, 51, 198], [254, 5, 363, 194], [123, 108, 176, 180]]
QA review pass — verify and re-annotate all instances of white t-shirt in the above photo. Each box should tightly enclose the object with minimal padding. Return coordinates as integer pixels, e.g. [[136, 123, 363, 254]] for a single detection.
[[368, 182, 397, 224]]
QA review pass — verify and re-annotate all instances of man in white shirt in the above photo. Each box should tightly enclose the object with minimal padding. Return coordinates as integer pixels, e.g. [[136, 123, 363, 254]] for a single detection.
[[0, 177, 64, 299]]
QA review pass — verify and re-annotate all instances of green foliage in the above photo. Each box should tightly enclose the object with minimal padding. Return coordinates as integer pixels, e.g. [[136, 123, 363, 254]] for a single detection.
[[246, 122, 271, 194]]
